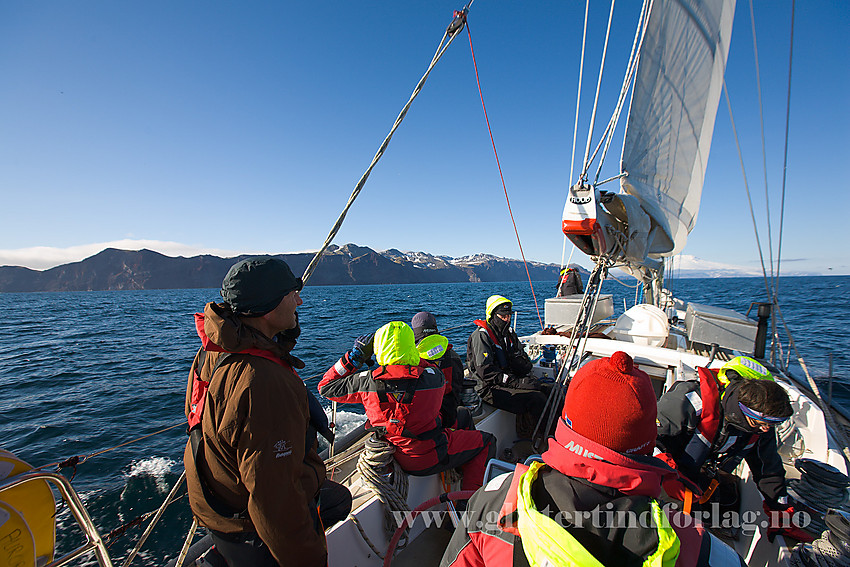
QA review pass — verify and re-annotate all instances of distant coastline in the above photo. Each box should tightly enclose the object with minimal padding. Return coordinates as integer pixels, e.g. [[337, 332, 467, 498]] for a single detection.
[[0, 244, 570, 293], [2, 244, 839, 293]]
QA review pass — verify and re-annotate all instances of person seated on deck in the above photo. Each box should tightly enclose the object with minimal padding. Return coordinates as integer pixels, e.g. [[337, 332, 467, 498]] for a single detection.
[[466, 295, 561, 439], [183, 257, 351, 567], [411, 311, 471, 430], [556, 266, 584, 297], [655, 356, 815, 542], [440, 351, 745, 567], [319, 321, 496, 491]]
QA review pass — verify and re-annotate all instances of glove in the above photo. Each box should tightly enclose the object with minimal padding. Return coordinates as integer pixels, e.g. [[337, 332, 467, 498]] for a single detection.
[[349, 333, 375, 367], [763, 501, 816, 543]]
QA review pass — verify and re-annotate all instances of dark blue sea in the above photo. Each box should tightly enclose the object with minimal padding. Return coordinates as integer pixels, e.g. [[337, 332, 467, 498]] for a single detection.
[[2, 276, 848, 565]]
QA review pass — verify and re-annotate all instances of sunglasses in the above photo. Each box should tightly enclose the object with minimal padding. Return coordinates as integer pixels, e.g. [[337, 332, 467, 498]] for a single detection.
[[738, 402, 788, 426]]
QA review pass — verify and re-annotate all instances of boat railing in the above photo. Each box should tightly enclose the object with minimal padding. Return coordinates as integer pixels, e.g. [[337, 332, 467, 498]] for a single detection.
[[0, 469, 114, 567]]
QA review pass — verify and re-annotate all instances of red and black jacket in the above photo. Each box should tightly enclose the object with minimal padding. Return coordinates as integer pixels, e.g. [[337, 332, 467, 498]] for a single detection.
[[440, 420, 744, 567], [656, 373, 788, 506], [466, 319, 533, 397], [318, 358, 448, 460]]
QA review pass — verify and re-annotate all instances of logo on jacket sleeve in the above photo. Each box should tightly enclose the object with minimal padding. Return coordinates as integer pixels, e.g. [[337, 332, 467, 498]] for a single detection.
[[274, 440, 293, 458]]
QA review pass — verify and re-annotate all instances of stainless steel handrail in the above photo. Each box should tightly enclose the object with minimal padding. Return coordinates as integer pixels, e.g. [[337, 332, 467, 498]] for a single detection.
[[0, 470, 114, 567]]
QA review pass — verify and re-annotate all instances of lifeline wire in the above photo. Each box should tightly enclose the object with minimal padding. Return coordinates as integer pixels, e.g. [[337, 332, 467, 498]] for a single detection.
[[33, 421, 185, 475], [301, 7, 471, 284], [465, 22, 544, 331]]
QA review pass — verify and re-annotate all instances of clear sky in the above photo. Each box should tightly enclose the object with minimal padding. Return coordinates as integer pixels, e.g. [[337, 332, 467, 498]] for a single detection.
[[1, 1, 847, 275]]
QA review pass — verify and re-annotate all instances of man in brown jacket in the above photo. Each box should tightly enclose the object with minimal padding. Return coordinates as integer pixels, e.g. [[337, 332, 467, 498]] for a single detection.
[[184, 256, 350, 566]]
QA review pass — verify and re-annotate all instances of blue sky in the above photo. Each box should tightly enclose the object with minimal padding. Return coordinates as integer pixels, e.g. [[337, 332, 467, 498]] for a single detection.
[[1, 1, 847, 275]]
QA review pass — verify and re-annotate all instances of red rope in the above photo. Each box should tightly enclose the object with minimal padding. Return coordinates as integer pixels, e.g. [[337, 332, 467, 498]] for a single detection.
[[465, 24, 544, 331]]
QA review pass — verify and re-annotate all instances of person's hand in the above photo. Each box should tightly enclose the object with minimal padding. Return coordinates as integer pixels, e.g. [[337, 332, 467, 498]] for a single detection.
[[350, 333, 375, 366]]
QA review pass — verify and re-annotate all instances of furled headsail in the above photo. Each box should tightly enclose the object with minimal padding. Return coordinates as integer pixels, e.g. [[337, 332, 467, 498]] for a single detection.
[[563, 0, 736, 281]]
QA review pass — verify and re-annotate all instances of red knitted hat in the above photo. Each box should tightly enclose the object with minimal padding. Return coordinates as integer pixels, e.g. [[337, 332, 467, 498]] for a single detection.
[[562, 351, 657, 455]]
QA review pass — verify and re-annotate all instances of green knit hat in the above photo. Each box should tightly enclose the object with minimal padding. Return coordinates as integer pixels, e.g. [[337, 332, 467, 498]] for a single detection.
[[220, 256, 302, 316]]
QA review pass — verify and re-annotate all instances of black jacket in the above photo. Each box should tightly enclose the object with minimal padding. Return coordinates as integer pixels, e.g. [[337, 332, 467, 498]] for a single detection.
[[466, 319, 533, 399], [656, 378, 788, 506]]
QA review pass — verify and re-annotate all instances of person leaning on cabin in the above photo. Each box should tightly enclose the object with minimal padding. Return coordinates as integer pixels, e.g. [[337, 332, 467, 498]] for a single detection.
[[467, 295, 561, 438], [440, 351, 745, 567], [183, 257, 352, 567], [655, 356, 815, 543], [319, 321, 496, 491], [411, 311, 469, 429], [555, 266, 583, 297]]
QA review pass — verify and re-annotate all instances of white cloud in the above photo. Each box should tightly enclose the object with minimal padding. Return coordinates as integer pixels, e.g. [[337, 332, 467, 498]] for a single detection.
[[0, 240, 257, 270], [666, 255, 765, 277]]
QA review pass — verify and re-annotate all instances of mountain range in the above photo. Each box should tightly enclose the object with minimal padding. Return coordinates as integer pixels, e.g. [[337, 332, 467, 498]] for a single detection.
[[0, 244, 572, 292]]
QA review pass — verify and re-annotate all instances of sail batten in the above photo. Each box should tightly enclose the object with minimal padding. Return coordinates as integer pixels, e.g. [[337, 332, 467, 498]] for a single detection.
[[620, 0, 736, 258]]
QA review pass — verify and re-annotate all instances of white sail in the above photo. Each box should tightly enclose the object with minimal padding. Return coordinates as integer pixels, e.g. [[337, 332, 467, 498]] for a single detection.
[[620, 0, 736, 258]]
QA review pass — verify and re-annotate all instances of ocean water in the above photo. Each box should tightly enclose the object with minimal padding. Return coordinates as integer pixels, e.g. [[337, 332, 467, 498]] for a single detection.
[[1, 276, 848, 564]]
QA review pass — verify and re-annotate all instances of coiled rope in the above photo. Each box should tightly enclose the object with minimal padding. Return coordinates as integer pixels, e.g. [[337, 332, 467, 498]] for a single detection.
[[355, 431, 410, 549], [790, 509, 850, 567], [787, 459, 850, 538], [791, 536, 850, 567], [301, 6, 471, 284]]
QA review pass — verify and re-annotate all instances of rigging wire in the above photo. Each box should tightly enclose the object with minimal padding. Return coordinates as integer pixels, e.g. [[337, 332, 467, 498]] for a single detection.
[[721, 80, 772, 301], [569, 0, 590, 186], [773, 0, 796, 364], [592, 0, 653, 185], [464, 22, 544, 331], [561, 0, 591, 278], [301, 6, 471, 284], [748, 0, 775, 290], [580, 0, 617, 181]]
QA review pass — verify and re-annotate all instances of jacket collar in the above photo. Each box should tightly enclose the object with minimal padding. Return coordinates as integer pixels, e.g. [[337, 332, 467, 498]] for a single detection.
[[195, 303, 290, 365], [542, 419, 678, 498]]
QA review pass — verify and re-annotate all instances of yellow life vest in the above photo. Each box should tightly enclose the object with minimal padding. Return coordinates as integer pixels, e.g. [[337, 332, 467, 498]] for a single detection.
[[717, 356, 772, 388], [416, 333, 449, 361], [515, 461, 680, 567]]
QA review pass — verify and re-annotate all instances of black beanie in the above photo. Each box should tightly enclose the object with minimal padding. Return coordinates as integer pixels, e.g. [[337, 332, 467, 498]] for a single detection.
[[220, 256, 302, 316]]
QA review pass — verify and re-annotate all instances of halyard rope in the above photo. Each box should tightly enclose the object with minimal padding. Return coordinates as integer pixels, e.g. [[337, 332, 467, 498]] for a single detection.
[[464, 20, 544, 331]]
